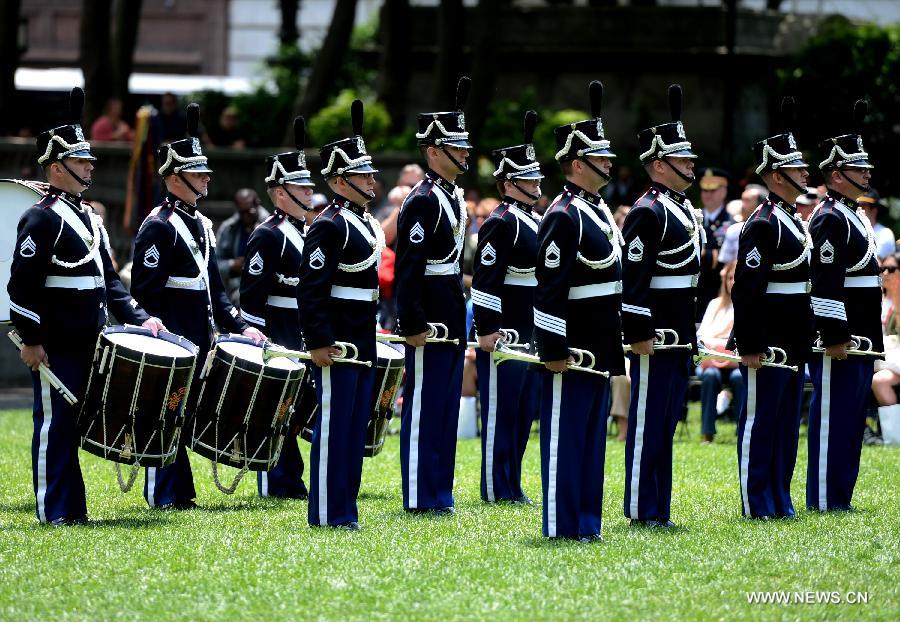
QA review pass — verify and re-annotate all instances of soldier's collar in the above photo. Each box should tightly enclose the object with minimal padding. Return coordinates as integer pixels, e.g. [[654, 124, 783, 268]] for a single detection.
[[826, 189, 858, 210], [426, 169, 457, 196], [767, 193, 796, 215], [649, 182, 687, 205], [563, 181, 601, 206], [46, 185, 83, 208], [332, 196, 366, 216], [273, 208, 304, 229], [503, 197, 532, 214], [165, 192, 198, 215]]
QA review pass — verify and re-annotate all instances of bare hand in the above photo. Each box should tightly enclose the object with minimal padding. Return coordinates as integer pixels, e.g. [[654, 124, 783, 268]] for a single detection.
[[142, 317, 167, 337], [477, 332, 503, 353], [405, 331, 428, 348], [741, 353, 764, 369], [630, 339, 655, 356], [311, 346, 341, 367], [545, 356, 574, 373], [21, 344, 48, 372], [242, 326, 267, 345], [230, 256, 245, 275], [825, 342, 850, 360]]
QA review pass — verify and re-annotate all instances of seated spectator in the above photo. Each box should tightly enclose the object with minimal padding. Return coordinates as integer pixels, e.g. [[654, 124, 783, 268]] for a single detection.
[[158, 92, 186, 142], [205, 106, 247, 149], [379, 185, 411, 247], [216, 189, 269, 303], [873, 251, 900, 442], [396, 163, 425, 187], [90, 98, 134, 142], [719, 185, 767, 265], [610, 362, 631, 441], [696, 261, 743, 444], [859, 190, 896, 261]]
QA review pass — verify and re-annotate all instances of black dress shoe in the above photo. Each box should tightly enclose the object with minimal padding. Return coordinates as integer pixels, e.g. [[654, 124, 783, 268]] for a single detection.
[[173, 500, 198, 510], [431, 506, 455, 516], [49, 517, 74, 527], [335, 521, 360, 531], [513, 494, 533, 506], [656, 519, 677, 529], [70, 516, 89, 525], [585, 533, 604, 543], [630, 519, 660, 528]]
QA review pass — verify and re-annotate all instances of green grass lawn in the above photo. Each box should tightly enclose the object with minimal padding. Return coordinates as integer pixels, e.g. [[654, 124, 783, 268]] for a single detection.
[[0, 406, 897, 621]]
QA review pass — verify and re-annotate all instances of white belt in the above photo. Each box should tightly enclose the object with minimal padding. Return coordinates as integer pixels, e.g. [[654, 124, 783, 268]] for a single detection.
[[267, 295, 298, 309], [45, 275, 104, 290], [425, 262, 459, 276], [765, 281, 810, 295], [165, 277, 207, 291], [649, 274, 697, 289], [568, 281, 622, 300], [503, 272, 537, 287], [331, 285, 379, 302], [844, 275, 881, 288]]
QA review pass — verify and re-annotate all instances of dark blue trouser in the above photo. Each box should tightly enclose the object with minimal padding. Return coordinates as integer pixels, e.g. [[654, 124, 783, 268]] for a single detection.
[[475, 351, 536, 502], [30, 348, 91, 523], [806, 355, 874, 511], [400, 344, 464, 510], [540, 370, 609, 539], [308, 364, 374, 526], [624, 352, 690, 522], [736, 365, 804, 518], [699, 366, 744, 436], [258, 432, 307, 498]]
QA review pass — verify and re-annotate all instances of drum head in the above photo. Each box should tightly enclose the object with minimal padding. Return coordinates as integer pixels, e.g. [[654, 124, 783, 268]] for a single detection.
[[219, 339, 300, 371], [376, 341, 405, 366], [0, 179, 47, 323], [105, 331, 195, 358]]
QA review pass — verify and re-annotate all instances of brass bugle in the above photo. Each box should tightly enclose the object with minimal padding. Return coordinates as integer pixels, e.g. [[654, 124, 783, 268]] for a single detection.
[[377, 322, 460, 345], [812, 334, 885, 357], [493, 343, 609, 377], [694, 342, 799, 372], [8, 329, 78, 405], [467, 328, 530, 350], [261, 340, 372, 367], [623, 328, 693, 353]]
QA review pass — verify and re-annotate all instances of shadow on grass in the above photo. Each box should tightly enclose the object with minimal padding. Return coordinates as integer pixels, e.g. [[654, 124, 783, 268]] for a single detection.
[[0, 514, 170, 531], [358, 491, 394, 501], [0, 500, 36, 514]]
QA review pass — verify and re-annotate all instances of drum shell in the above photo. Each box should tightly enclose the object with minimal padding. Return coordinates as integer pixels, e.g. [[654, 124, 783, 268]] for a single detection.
[[191, 337, 304, 471], [0, 179, 48, 323], [77, 326, 198, 467], [364, 343, 405, 457], [295, 369, 318, 443]]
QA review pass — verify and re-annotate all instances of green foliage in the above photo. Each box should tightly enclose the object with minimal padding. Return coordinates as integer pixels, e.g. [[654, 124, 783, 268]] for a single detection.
[[307, 89, 392, 148]]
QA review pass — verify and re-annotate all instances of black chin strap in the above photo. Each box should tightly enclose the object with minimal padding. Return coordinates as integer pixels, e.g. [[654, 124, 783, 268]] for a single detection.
[[509, 180, 541, 204], [776, 167, 808, 197], [60, 160, 91, 190], [579, 157, 610, 183], [177, 172, 205, 200], [440, 146, 468, 173], [661, 157, 695, 186], [283, 185, 311, 212], [340, 174, 375, 202], [838, 169, 870, 194]]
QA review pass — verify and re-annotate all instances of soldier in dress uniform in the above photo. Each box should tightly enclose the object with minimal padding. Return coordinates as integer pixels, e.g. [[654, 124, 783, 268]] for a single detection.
[[131, 103, 265, 510], [622, 85, 702, 529], [7, 88, 164, 525], [471, 110, 543, 505], [395, 78, 471, 515], [299, 100, 383, 529], [239, 117, 315, 500], [806, 100, 883, 512], [730, 97, 814, 520], [696, 167, 733, 320], [534, 81, 625, 541]]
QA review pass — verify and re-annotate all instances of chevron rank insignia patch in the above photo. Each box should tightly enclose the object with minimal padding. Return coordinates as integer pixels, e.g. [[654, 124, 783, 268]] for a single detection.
[[480, 243, 496, 266], [820, 240, 835, 264], [248, 252, 264, 275], [746, 246, 762, 269], [19, 235, 36, 258], [409, 222, 425, 244], [627, 236, 644, 262], [545, 241, 561, 268], [308, 247, 326, 270], [143, 244, 160, 268]]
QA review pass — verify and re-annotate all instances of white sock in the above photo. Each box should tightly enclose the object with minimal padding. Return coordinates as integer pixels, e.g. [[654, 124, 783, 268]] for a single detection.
[[458, 396, 478, 439]]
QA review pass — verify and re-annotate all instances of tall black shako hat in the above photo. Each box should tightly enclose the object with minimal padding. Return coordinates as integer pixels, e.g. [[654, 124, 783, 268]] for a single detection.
[[753, 97, 808, 181], [265, 116, 314, 188], [819, 99, 873, 171], [638, 84, 697, 164], [158, 103, 213, 177], [36, 87, 96, 187], [416, 76, 473, 172], [554, 80, 616, 181], [319, 99, 379, 179], [492, 110, 543, 181]]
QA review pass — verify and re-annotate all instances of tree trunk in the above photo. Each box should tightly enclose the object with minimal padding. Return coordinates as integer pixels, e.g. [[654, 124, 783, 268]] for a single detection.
[[431, 0, 465, 109], [294, 0, 358, 120], [279, 0, 300, 47], [0, 0, 22, 135], [80, 0, 113, 127], [376, 0, 411, 133], [111, 0, 144, 100]]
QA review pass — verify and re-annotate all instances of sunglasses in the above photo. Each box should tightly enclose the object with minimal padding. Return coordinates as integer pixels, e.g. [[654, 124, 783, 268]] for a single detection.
[[881, 265, 898, 274]]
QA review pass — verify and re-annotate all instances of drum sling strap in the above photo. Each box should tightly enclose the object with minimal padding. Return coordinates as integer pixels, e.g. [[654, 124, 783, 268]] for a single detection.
[[169, 211, 215, 327]]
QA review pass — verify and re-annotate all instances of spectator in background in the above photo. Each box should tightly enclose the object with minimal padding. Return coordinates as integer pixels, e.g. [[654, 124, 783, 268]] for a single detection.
[[873, 251, 900, 443], [463, 198, 499, 286], [306, 193, 329, 227], [379, 185, 411, 247], [369, 178, 389, 219], [604, 164, 638, 207], [795, 188, 818, 222], [376, 185, 413, 330], [858, 190, 896, 261], [718, 184, 767, 265], [396, 163, 425, 187], [696, 261, 742, 444], [87, 200, 117, 270], [158, 92, 186, 142], [696, 167, 733, 321], [205, 106, 247, 149], [90, 98, 134, 142], [216, 188, 269, 303], [533, 194, 550, 217], [613, 205, 630, 229]]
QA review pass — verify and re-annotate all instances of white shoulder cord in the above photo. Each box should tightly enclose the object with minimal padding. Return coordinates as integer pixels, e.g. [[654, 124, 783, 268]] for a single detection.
[[772, 208, 812, 271], [338, 211, 385, 273], [427, 189, 467, 266], [167, 215, 211, 288], [656, 198, 701, 270], [575, 198, 621, 270], [50, 205, 103, 269]]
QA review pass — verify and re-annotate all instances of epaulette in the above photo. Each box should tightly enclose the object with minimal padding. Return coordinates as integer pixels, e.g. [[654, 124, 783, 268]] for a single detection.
[[36, 194, 58, 209], [548, 190, 576, 216], [634, 188, 662, 210], [410, 177, 435, 198]]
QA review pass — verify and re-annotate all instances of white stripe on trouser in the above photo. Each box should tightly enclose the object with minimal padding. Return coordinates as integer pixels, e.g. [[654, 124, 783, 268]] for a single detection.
[[547, 374, 563, 537], [740, 368, 758, 516], [147, 468, 156, 506], [260, 472, 269, 497], [408, 347, 425, 508], [36, 376, 52, 523], [628, 356, 650, 518], [485, 358, 498, 502], [818, 358, 832, 511], [318, 367, 332, 525]]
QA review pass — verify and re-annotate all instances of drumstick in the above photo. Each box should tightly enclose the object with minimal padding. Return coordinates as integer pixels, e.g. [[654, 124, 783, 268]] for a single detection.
[[7, 330, 78, 405]]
